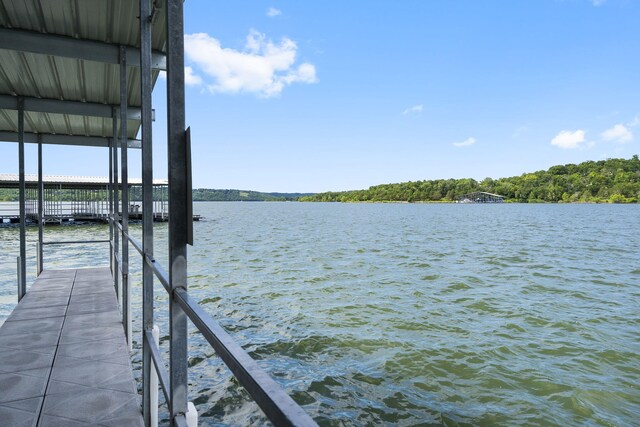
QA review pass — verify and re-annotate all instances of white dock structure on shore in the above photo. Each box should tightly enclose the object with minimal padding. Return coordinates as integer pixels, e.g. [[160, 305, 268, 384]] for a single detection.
[[0, 174, 169, 224]]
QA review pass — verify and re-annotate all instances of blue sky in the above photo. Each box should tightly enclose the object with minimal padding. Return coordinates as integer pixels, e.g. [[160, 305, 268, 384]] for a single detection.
[[3, 0, 639, 192]]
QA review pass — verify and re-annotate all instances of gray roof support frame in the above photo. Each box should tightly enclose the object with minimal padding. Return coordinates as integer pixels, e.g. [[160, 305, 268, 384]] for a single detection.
[[18, 98, 26, 301], [0, 131, 141, 148], [140, 0, 155, 423], [0, 94, 144, 120], [0, 27, 167, 70]]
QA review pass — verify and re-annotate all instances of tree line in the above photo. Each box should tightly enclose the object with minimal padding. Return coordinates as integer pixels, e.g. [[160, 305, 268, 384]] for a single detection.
[[192, 189, 312, 201], [300, 156, 640, 203], [2, 156, 638, 204]]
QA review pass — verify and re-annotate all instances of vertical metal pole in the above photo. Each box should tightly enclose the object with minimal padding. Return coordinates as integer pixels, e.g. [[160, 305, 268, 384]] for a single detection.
[[151, 325, 160, 427], [120, 45, 131, 349], [16, 256, 21, 298], [112, 109, 120, 300], [167, 0, 188, 423], [18, 98, 26, 300], [109, 132, 114, 273], [37, 137, 44, 275], [140, 0, 155, 423]]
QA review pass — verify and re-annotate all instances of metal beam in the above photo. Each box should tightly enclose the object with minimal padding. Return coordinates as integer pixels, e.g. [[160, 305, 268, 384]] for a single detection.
[[37, 137, 44, 276], [119, 46, 131, 350], [0, 131, 141, 148], [140, 0, 155, 423], [109, 135, 114, 282], [18, 99, 26, 301], [0, 94, 144, 120], [0, 27, 166, 70], [167, 0, 188, 423], [112, 108, 120, 303]]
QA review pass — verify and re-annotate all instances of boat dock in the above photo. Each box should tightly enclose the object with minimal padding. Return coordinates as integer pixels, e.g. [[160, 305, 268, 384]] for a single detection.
[[0, 268, 142, 426], [0, 174, 201, 225], [0, 0, 315, 426]]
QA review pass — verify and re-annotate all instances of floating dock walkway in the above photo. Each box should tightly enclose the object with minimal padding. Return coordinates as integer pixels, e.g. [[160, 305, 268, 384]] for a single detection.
[[0, 268, 143, 426], [0, 0, 316, 425]]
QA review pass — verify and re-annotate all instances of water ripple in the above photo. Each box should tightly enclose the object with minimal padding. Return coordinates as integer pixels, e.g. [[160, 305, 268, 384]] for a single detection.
[[1, 203, 639, 426]]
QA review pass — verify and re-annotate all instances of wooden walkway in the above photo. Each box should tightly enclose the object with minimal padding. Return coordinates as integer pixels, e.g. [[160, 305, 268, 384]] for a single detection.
[[0, 267, 143, 426]]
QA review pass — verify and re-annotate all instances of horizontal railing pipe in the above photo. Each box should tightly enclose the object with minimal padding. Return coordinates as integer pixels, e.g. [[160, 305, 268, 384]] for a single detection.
[[174, 288, 317, 427], [116, 222, 145, 258], [130, 237, 143, 257], [42, 239, 110, 245], [145, 255, 171, 293], [126, 232, 144, 257], [117, 216, 315, 425]]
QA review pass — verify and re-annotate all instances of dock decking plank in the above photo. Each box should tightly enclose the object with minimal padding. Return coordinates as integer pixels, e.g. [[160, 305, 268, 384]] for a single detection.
[[0, 267, 143, 427]]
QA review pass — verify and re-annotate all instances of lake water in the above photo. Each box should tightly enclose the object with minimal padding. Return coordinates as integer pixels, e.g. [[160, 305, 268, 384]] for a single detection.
[[1, 202, 638, 426]]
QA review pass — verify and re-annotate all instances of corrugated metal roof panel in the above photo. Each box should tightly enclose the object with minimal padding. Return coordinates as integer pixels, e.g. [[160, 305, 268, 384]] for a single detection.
[[0, 51, 147, 106], [33, 113, 139, 139], [0, 110, 139, 139], [0, 110, 13, 132], [0, 0, 166, 51], [0, 0, 165, 143]]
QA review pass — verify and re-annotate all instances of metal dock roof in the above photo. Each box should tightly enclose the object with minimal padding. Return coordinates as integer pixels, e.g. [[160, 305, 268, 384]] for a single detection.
[[0, 1, 319, 426], [0, 173, 168, 187], [0, 0, 166, 147]]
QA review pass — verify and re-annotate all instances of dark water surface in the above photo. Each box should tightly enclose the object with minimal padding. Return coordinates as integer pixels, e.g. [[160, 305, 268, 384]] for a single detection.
[[1, 203, 639, 426]]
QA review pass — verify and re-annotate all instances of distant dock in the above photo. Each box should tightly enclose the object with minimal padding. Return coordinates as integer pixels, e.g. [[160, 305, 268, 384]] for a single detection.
[[0, 174, 200, 224], [457, 191, 505, 203]]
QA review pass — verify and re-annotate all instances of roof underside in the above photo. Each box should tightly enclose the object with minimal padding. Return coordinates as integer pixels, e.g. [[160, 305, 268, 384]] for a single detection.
[[0, 173, 168, 189], [0, 0, 167, 146]]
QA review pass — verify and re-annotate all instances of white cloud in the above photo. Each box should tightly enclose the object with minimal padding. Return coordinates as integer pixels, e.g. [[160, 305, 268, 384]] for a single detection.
[[184, 30, 317, 97], [628, 115, 640, 127], [452, 137, 476, 147], [591, 0, 606, 6], [551, 130, 586, 149], [601, 124, 633, 143], [267, 7, 282, 17], [402, 104, 423, 115], [512, 126, 528, 138], [184, 66, 202, 86]]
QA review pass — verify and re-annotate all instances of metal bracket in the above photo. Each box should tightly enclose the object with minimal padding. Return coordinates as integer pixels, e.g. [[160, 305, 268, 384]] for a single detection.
[[185, 127, 193, 246]]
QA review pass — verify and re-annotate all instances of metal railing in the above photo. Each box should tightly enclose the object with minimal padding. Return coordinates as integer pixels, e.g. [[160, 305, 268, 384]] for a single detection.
[[24, 214, 316, 426], [31, 225, 315, 425], [114, 221, 316, 426], [9, 0, 317, 424]]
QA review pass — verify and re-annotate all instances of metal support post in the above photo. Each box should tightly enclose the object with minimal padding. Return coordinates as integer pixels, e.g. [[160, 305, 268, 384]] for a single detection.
[[37, 137, 44, 275], [16, 256, 21, 298], [112, 109, 120, 300], [18, 97, 26, 300], [109, 133, 113, 272], [140, 0, 156, 423], [167, 0, 189, 423], [36, 243, 40, 276], [151, 325, 159, 427], [120, 45, 131, 349]]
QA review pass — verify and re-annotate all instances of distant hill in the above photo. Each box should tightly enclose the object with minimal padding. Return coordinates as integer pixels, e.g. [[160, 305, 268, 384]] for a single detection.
[[0, 187, 313, 202], [300, 155, 640, 203], [192, 188, 314, 202]]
